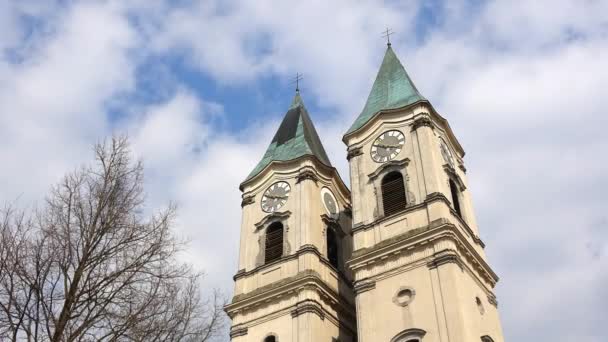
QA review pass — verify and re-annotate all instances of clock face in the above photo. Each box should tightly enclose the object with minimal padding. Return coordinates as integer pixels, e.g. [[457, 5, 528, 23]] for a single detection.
[[439, 138, 455, 167], [261, 181, 291, 213], [371, 130, 405, 162], [321, 187, 338, 216]]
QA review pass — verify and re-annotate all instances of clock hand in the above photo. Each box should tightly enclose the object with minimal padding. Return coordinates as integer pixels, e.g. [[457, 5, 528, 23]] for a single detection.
[[265, 195, 288, 200], [373, 143, 400, 149]]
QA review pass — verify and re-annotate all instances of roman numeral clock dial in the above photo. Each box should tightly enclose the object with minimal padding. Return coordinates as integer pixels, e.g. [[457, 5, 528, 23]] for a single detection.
[[261, 181, 291, 213], [370, 130, 405, 163]]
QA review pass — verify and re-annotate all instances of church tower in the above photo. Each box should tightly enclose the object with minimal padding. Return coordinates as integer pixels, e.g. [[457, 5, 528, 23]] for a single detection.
[[343, 44, 505, 342], [225, 92, 357, 341]]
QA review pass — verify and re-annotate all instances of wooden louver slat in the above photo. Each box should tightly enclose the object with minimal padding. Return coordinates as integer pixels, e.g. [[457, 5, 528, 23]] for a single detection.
[[382, 172, 406, 217], [265, 223, 283, 263]]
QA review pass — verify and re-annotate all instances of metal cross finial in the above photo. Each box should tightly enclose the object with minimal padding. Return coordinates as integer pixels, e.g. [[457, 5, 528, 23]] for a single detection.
[[291, 73, 303, 92], [382, 28, 394, 46]]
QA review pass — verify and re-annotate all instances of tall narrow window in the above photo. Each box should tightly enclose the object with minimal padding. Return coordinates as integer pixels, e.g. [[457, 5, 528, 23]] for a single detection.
[[264, 336, 276, 342], [326, 228, 339, 269], [265, 222, 283, 263], [382, 171, 407, 217], [449, 179, 462, 217]]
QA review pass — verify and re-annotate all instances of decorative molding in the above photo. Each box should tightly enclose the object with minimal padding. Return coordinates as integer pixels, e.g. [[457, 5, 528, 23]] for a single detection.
[[226, 270, 356, 322], [346, 146, 363, 161], [240, 195, 255, 207], [353, 278, 376, 294], [254, 211, 291, 231], [229, 325, 248, 338], [367, 158, 410, 181], [232, 244, 352, 291], [296, 169, 319, 184], [425, 191, 451, 204], [459, 163, 467, 173], [411, 113, 434, 131], [443, 164, 466, 191], [427, 249, 464, 270], [348, 219, 499, 288], [233, 269, 246, 281], [351, 201, 427, 234], [321, 214, 345, 237], [291, 299, 325, 320], [390, 328, 427, 342], [353, 193, 486, 249], [487, 293, 498, 308]]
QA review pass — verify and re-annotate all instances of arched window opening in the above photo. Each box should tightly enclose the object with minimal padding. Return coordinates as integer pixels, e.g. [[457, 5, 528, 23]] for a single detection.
[[481, 336, 494, 342], [326, 227, 339, 269], [265, 222, 283, 263], [449, 179, 462, 217], [264, 336, 276, 342], [382, 171, 407, 217]]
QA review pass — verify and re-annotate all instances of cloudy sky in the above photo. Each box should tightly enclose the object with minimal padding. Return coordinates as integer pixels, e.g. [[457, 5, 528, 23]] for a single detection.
[[1, 0, 607, 341]]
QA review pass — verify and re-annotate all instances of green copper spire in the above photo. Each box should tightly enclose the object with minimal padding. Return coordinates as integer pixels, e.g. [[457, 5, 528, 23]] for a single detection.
[[346, 46, 425, 134], [245, 91, 332, 182]]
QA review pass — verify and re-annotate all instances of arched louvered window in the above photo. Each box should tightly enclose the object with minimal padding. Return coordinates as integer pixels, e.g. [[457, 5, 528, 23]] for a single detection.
[[265, 222, 283, 263], [264, 336, 276, 342], [382, 171, 407, 217], [326, 227, 339, 269], [449, 179, 462, 217], [480, 336, 494, 342]]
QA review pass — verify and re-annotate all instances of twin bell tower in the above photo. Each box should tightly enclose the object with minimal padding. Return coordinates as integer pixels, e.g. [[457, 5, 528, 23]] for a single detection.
[[224, 43, 505, 342]]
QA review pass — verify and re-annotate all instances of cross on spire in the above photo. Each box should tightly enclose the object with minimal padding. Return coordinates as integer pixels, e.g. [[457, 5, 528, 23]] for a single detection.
[[382, 28, 394, 46], [291, 73, 303, 92]]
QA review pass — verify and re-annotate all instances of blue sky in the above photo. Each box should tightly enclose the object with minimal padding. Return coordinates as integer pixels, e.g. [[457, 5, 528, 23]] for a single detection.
[[1, 1, 607, 341]]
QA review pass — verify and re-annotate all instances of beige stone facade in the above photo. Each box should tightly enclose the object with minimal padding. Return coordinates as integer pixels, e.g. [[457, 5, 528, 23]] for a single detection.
[[344, 103, 504, 342], [226, 47, 505, 342]]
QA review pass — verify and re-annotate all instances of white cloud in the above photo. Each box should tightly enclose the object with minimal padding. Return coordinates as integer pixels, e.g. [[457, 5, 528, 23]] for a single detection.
[[1, 1, 607, 341]]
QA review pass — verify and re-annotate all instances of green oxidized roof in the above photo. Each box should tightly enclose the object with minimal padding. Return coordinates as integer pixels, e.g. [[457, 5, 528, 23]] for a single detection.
[[346, 45, 426, 134], [245, 91, 332, 181]]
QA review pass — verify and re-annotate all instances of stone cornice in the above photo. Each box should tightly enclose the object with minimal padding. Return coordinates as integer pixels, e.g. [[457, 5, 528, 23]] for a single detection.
[[240, 194, 255, 207], [410, 112, 434, 131], [225, 270, 355, 320], [352, 193, 485, 249], [346, 146, 363, 161], [239, 155, 350, 197], [347, 219, 499, 287], [353, 278, 376, 294], [296, 168, 319, 184], [290, 299, 325, 320], [426, 249, 464, 269], [229, 325, 248, 338], [232, 244, 353, 285], [487, 293, 498, 308], [352, 201, 426, 233]]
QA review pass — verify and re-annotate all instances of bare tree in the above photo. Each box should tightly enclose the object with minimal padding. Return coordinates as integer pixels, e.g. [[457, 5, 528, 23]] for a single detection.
[[0, 137, 226, 341]]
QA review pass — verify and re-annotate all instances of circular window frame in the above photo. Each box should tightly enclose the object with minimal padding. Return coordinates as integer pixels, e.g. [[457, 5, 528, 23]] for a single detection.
[[320, 187, 339, 217], [392, 286, 416, 307]]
